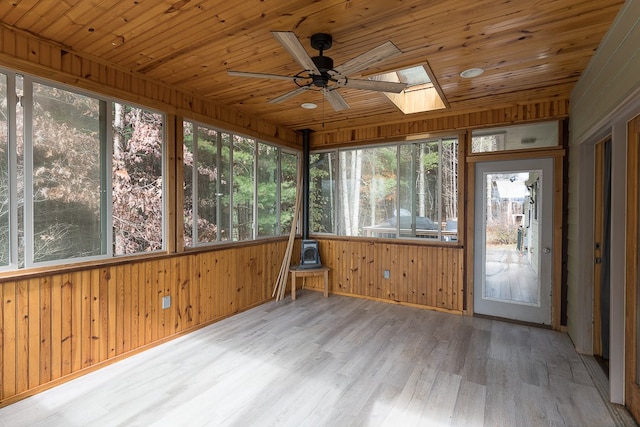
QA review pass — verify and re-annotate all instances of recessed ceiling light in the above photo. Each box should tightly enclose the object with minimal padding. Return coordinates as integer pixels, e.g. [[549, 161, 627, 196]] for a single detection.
[[460, 68, 484, 78], [301, 103, 317, 109]]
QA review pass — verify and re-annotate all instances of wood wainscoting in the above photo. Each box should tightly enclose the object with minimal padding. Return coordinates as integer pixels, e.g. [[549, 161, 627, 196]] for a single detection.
[[0, 240, 290, 407], [305, 238, 464, 312]]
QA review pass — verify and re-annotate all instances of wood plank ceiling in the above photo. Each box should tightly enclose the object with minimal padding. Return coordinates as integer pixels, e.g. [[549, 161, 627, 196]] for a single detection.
[[0, 0, 623, 133]]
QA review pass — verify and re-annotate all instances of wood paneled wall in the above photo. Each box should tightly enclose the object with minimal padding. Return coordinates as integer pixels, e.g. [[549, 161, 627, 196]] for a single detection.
[[0, 24, 299, 149], [304, 238, 464, 312], [0, 241, 288, 406], [0, 236, 465, 406]]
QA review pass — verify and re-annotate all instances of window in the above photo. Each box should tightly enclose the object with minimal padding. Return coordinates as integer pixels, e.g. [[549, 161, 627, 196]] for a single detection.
[[183, 123, 230, 245], [257, 142, 278, 237], [0, 71, 165, 270], [111, 103, 164, 255], [310, 137, 459, 241], [369, 65, 447, 114], [309, 151, 337, 234], [339, 146, 397, 236], [233, 136, 254, 241], [0, 72, 10, 268], [471, 121, 559, 153], [183, 121, 298, 247], [280, 151, 298, 234], [30, 81, 104, 263]]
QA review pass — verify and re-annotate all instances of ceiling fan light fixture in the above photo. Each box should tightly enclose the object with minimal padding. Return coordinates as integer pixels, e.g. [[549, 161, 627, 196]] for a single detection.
[[460, 67, 484, 78], [229, 31, 404, 112], [301, 102, 318, 109]]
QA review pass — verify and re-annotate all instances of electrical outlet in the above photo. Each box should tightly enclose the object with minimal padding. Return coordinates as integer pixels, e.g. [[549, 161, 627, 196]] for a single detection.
[[384, 269, 390, 279], [162, 295, 171, 309]]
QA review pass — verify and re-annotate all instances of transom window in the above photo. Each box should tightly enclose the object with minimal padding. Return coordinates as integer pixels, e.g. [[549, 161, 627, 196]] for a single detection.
[[471, 121, 559, 153]]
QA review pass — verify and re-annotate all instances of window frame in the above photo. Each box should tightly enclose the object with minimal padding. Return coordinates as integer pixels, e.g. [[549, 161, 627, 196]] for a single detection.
[[183, 119, 298, 249], [109, 100, 166, 257], [470, 120, 561, 154], [310, 135, 461, 243], [0, 70, 18, 271], [0, 69, 167, 270]]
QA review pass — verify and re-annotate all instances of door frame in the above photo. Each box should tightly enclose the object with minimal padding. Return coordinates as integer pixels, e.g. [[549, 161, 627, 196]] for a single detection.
[[466, 149, 564, 330], [473, 157, 554, 324], [594, 140, 604, 357], [625, 113, 640, 420]]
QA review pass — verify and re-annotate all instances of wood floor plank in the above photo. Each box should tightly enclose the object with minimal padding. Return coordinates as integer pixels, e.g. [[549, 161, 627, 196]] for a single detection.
[[0, 292, 629, 426], [451, 380, 487, 427]]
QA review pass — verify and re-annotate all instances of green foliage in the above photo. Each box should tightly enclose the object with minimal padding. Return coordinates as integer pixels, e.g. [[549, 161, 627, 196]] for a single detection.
[[182, 125, 296, 244], [309, 152, 334, 233]]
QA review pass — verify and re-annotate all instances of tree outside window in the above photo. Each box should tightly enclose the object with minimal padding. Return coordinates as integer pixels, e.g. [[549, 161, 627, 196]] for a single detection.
[[0, 72, 165, 269], [183, 121, 297, 247], [310, 138, 458, 241]]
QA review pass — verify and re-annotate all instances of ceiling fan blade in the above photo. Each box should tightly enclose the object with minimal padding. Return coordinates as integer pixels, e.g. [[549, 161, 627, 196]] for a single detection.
[[333, 41, 403, 76], [268, 86, 309, 104], [323, 89, 349, 111], [271, 31, 320, 74], [336, 78, 407, 93], [228, 70, 299, 81]]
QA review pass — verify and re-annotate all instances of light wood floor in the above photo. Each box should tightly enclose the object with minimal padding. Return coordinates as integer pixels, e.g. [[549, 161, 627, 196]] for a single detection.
[[0, 292, 633, 426]]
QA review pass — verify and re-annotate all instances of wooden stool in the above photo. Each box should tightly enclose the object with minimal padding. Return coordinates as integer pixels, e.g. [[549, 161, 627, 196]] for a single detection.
[[289, 265, 329, 300]]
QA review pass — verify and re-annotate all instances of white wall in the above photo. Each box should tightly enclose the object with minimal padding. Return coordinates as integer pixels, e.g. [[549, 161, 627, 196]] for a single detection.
[[568, 0, 640, 404]]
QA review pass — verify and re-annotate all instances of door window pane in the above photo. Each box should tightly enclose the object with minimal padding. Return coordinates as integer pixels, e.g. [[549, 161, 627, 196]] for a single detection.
[[483, 170, 541, 305]]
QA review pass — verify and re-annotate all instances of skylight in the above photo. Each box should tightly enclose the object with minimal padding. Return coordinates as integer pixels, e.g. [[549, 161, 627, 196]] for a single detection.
[[397, 66, 431, 86], [369, 64, 447, 114]]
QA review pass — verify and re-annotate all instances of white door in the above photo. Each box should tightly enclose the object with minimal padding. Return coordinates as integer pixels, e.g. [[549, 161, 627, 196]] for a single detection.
[[474, 158, 553, 324]]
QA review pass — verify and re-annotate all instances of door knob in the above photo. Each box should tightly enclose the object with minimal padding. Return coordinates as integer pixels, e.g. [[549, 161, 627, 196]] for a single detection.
[[543, 247, 551, 254]]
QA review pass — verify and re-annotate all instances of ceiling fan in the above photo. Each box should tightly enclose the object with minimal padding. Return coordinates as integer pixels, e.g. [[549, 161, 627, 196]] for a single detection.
[[228, 31, 408, 111]]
